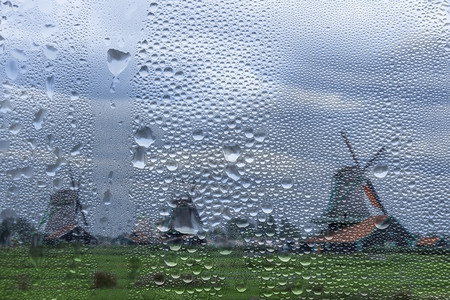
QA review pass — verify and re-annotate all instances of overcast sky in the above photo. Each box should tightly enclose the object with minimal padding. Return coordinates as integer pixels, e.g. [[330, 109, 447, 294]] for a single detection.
[[0, 0, 448, 237]]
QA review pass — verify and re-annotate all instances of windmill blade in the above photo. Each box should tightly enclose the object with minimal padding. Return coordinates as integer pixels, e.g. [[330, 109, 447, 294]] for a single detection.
[[363, 179, 388, 215], [75, 197, 88, 226], [68, 165, 74, 181], [363, 146, 386, 171], [341, 132, 361, 168]]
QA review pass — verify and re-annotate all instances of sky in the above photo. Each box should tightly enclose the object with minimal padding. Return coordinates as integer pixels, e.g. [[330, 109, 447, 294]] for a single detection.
[[0, 0, 449, 237]]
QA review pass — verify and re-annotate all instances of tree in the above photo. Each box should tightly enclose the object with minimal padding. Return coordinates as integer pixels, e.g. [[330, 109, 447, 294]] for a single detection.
[[279, 219, 300, 239], [0, 218, 14, 246], [256, 215, 278, 238], [225, 218, 254, 240], [0, 217, 36, 246], [13, 218, 35, 244]]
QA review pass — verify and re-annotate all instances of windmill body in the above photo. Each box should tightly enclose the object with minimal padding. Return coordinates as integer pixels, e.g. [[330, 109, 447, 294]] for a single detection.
[[44, 189, 79, 235], [157, 193, 204, 245], [325, 166, 370, 228], [308, 133, 417, 252], [171, 198, 202, 235], [42, 176, 96, 244], [315, 133, 387, 231]]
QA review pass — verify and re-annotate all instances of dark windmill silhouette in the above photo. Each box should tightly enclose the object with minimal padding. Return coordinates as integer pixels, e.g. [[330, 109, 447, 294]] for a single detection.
[[307, 134, 417, 252], [41, 169, 96, 244], [317, 132, 388, 231], [158, 181, 204, 245]]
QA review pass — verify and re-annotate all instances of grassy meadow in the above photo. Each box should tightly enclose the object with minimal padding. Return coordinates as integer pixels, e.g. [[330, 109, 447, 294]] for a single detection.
[[0, 245, 448, 299]]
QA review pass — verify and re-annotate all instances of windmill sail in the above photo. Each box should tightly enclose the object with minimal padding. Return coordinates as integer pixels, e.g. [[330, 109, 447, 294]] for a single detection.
[[363, 179, 388, 215]]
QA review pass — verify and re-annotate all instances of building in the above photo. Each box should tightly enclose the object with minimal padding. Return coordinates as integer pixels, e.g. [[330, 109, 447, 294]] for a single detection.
[[45, 224, 97, 245], [416, 236, 449, 248], [307, 215, 415, 253]]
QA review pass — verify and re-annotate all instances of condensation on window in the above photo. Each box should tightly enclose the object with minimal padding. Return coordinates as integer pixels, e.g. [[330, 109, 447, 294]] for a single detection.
[[0, 0, 448, 299]]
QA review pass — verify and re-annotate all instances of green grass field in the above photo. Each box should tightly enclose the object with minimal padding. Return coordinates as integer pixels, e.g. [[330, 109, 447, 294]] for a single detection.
[[0, 245, 448, 299]]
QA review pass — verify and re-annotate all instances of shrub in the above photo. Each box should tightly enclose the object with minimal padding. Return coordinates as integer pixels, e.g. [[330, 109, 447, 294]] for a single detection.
[[393, 290, 410, 300], [15, 274, 30, 291], [93, 271, 117, 289]]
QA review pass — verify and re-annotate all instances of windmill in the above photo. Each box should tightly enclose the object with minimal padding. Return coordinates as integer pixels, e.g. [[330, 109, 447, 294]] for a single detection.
[[40, 168, 95, 244], [318, 132, 388, 231], [157, 180, 204, 244]]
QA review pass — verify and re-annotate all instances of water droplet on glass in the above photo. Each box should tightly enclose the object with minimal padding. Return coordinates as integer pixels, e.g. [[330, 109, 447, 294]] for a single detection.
[[163, 67, 174, 77], [106, 49, 131, 77], [5, 59, 18, 80], [43, 44, 58, 60], [174, 71, 184, 80], [192, 129, 204, 141], [281, 176, 293, 189], [261, 201, 273, 214], [46, 75, 55, 100], [373, 164, 388, 178], [103, 189, 112, 205], [375, 217, 390, 230], [0, 139, 10, 153], [33, 108, 47, 130], [132, 146, 147, 169], [166, 159, 178, 171], [134, 126, 155, 147], [223, 144, 241, 162], [225, 165, 241, 181], [138, 66, 149, 77]]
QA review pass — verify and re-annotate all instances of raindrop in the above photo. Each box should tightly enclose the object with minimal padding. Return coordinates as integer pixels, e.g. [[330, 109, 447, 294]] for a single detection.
[[225, 165, 241, 181], [304, 223, 313, 233], [373, 164, 388, 178], [154, 274, 165, 285], [166, 160, 178, 171], [132, 146, 147, 169], [33, 108, 47, 130], [138, 66, 149, 77], [134, 126, 156, 147], [43, 45, 58, 60], [281, 176, 293, 189], [174, 71, 184, 80], [254, 129, 266, 142], [219, 249, 232, 255], [0, 139, 10, 153], [375, 217, 390, 230], [103, 189, 112, 205], [9, 123, 22, 135], [149, 2, 158, 13], [164, 254, 177, 267], [46, 75, 55, 100], [70, 91, 79, 100], [5, 59, 18, 80], [192, 129, 204, 141], [236, 281, 247, 293], [70, 143, 83, 156], [223, 144, 241, 162], [106, 49, 131, 77], [11, 49, 28, 61], [261, 201, 273, 214], [163, 67, 174, 77]]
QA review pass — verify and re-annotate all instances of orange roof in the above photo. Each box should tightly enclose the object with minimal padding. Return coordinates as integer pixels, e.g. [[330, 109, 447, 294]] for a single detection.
[[307, 215, 389, 243], [417, 237, 440, 246], [47, 224, 77, 240], [128, 232, 150, 244]]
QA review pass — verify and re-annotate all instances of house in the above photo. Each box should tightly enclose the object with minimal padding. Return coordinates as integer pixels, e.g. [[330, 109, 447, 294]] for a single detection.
[[307, 215, 415, 253], [416, 236, 449, 248], [45, 224, 97, 245]]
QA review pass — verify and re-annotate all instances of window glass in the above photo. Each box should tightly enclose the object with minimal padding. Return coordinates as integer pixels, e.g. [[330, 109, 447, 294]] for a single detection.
[[0, 0, 448, 299]]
